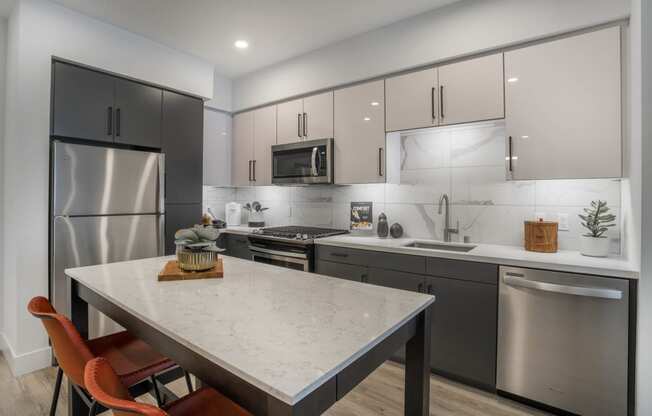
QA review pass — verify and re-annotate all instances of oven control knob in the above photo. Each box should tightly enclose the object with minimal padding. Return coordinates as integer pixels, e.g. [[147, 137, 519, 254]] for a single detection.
[[302, 234, 309, 240], [296, 233, 302, 239]]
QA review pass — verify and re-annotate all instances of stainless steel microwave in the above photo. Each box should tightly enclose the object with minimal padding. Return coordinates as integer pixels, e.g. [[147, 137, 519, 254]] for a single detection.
[[272, 138, 333, 185]]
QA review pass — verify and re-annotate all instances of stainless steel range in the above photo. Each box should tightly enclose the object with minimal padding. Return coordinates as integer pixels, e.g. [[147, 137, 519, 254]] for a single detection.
[[248, 226, 348, 272]]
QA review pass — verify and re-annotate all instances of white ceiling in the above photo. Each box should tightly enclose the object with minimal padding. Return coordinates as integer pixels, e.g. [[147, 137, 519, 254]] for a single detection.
[[39, 0, 461, 78]]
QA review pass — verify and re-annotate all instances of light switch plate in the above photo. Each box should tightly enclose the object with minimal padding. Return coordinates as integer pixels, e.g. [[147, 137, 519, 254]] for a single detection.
[[558, 213, 569, 231]]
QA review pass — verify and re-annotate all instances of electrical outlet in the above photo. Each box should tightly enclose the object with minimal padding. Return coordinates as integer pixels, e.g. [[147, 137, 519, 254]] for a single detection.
[[558, 213, 569, 231], [535, 212, 546, 221]]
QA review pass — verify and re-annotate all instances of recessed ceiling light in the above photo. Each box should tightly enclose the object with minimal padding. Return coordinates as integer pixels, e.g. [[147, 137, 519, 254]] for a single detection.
[[221, 131, 227, 136], [521, 135, 529, 139], [363, 117, 371, 121], [507, 77, 519, 83], [234, 40, 249, 49], [370, 101, 379, 107]]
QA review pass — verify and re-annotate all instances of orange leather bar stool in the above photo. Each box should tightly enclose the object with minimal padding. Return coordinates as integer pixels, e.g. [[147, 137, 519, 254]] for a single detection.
[[85, 357, 252, 416], [28, 296, 189, 415]]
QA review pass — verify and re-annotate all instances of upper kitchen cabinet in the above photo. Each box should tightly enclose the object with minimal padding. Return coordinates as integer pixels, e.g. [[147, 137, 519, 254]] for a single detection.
[[253, 106, 277, 185], [438, 54, 504, 126], [505, 27, 622, 180], [161, 90, 204, 204], [52, 61, 115, 143], [277, 99, 304, 144], [276, 92, 334, 144], [334, 80, 385, 184], [386, 68, 437, 132], [232, 111, 254, 186], [302, 91, 334, 141], [114, 78, 163, 148], [203, 110, 232, 186]]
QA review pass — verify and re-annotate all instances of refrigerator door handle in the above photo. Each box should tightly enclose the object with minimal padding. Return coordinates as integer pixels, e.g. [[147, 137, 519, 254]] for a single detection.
[[158, 214, 166, 256], [158, 153, 166, 214]]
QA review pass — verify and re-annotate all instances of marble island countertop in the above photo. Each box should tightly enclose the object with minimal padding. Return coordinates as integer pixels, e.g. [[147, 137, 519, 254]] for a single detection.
[[65, 256, 434, 405], [316, 235, 639, 279]]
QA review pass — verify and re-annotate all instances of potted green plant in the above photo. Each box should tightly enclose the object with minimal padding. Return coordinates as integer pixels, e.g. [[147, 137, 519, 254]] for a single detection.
[[578, 200, 616, 257]]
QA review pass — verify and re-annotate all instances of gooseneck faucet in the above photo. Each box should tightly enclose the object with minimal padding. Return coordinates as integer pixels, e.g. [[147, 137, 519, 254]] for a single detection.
[[438, 193, 459, 242]]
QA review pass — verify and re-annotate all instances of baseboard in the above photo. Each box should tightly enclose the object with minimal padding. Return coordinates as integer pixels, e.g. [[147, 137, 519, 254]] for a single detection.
[[1, 334, 52, 377]]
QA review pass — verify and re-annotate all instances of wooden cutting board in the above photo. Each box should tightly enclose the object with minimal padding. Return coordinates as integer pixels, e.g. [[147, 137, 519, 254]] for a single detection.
[[158, 259, 223, 282]]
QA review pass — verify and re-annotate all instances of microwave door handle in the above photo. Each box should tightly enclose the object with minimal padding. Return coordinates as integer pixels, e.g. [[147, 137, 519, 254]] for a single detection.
[[503, 274, 623, 300], [311, 147, 318, 176]]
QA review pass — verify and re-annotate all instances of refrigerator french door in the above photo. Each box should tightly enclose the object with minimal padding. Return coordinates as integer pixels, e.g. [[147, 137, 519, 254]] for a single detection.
[[51, 142, 165, 338]]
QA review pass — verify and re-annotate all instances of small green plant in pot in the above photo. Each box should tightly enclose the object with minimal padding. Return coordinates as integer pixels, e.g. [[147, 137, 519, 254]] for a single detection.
[[578, 200, 616, 257]]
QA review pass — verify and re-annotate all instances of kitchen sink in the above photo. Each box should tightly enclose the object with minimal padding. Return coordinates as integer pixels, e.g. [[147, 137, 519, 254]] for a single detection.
[[402, 241, 477, 252]]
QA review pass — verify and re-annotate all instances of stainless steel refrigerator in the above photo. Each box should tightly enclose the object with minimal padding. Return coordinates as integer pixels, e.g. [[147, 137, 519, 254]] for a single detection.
[[51, 141, 165, 338]]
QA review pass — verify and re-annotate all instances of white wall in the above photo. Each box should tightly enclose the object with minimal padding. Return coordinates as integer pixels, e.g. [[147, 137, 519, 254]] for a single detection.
[[205, 68, 233, 112], [1, 0, 215, 376], [232, 0, 630, 111], [635, 0, 652, 412], [0, 18, 6, 345]]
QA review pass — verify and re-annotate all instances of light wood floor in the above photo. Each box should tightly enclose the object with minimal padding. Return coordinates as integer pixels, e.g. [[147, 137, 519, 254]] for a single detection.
[[0, 352, 550, 416]]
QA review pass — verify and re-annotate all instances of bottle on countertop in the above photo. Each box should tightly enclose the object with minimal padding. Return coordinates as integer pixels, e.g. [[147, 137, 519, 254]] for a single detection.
[[377, 213, 389, 238]]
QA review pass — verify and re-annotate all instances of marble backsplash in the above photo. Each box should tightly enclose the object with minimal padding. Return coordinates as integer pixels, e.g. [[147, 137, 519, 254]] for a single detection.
[[205, 121, 622, 254]]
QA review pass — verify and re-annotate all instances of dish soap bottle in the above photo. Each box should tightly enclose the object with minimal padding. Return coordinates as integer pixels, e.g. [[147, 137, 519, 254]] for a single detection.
[[377, 213, 389, 238]]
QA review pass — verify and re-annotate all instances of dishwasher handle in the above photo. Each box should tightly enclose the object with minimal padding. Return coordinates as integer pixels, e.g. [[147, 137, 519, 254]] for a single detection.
[[503, 272, 623, 300]]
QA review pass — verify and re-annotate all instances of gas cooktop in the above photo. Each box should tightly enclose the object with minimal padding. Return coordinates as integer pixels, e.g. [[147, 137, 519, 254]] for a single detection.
[[251, 226, 349, 241]]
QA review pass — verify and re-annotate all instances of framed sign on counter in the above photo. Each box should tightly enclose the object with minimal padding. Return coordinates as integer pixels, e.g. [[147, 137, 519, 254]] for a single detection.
[[351, 202, 373, 231]]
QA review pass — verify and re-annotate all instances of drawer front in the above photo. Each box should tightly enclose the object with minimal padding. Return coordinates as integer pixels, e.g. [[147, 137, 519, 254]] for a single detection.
[[369, 251, 426, 274], [426, 257, 497, 285], [316, 245, 372, 267], [316, 260, 367, 282]]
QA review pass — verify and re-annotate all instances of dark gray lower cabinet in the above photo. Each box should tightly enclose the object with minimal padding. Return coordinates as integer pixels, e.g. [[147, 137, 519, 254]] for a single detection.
[[223, 234, 252, 260], [426, 275, 497, 389], [165, 203, 201, 255], [315, 245, 499, 391]]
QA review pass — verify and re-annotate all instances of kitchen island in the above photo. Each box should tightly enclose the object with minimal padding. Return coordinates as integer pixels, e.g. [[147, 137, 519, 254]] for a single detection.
[[65, 255, 435, 415]]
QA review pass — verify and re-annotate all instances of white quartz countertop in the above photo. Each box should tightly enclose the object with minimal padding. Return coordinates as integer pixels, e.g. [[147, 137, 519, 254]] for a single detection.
[[316, 235, 639, 279], [65, 256, 434, 404]]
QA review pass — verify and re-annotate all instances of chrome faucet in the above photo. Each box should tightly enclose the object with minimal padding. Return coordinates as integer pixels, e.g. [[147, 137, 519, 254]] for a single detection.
[[438, 194, 459, 242]]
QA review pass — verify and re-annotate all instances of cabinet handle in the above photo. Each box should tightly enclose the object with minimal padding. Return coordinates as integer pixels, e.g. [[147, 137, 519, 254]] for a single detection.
[[252, 160, 256, 182], [378, 148, 384, 176], [508, 136, 513, 173], [418, 283, 424, 293], [431, 87, 436, 121], [303, 112, 307, 137], [248, 160, 252, 181], [427, 284, 433, 294], [440, 85, 444, 119], [330, 252, 348, 258], [115, 108, 121, 137], [107, 106, 113, 136], [298, 113, 302, 138], [361, 274, 367, 283]]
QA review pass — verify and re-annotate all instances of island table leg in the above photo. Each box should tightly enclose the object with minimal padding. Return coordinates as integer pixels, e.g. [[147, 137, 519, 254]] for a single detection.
[[67, 278, 89, 416], [404, 307, 432, 416]]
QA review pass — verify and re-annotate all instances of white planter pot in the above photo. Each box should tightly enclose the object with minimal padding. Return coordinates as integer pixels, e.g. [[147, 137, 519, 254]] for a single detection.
[[580, 235, 610, 257]]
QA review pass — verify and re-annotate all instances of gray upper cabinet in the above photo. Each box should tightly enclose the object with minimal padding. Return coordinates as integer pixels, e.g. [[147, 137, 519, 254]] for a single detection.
[[161, 90, 204, 204], [505, 27, 622, 180], [302, 91, 334, 141], [438, 53, 504, 126], [277, 99, 304, 144], [385, 68, 438, 132], [232, 111, 255, 186], [334, 80, 386, 184], [52, 61, 115, 142], [114, 78, 163, 148], [253, 106, 277, 185], [203, 110, 232, 186]]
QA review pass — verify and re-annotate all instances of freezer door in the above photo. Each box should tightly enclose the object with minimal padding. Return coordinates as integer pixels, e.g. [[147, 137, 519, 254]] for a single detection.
[[497, 266, 629, 416], [52, 215, 164, 337], [52, 142, 164, 216]]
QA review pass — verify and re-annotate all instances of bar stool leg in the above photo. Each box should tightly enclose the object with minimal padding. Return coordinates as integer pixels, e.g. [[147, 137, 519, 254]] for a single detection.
[[184, 371, 193, 393], [49, 367, 63, 416], [151, 376, 163, 407], [88, 400, 98, 416]]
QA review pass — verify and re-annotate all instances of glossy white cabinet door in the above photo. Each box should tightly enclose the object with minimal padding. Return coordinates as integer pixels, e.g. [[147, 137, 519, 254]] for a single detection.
[[385, 68, 437, 132], [232, 111, 254, 186], [253, 105, 276, 186], [303, 91, 333, 140], [438, 53, 504, 126], [203, 110, 232, 186], [334, 80, 386, 184], [505, 27, 622, 180], [276, 98, 303, 144]]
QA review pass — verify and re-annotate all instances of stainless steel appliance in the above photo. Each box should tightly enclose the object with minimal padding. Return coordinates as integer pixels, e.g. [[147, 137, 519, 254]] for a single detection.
[[248, 226, 348, 271], [497, 266, 630, 416], [271, 138, 333, 185], [51, 141, 165, 337]]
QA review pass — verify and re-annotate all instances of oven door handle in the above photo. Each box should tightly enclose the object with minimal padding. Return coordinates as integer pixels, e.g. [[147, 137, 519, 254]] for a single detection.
[[248, 246, 308, 259]]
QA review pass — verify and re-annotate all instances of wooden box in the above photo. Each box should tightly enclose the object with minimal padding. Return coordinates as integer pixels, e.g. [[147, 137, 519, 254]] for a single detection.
[[524, 221, 558, 253]]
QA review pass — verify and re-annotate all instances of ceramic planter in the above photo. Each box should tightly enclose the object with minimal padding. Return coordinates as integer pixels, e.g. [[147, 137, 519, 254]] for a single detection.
[[580, 235, 610, 257]]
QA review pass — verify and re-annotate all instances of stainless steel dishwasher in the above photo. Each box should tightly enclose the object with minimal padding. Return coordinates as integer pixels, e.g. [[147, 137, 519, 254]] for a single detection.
[[497, 266, 630, 416]]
